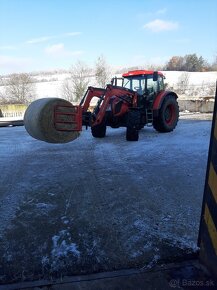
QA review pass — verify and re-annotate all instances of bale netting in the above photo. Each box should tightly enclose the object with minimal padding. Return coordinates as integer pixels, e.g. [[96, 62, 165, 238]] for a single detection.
[[24, 98, 80, 143]]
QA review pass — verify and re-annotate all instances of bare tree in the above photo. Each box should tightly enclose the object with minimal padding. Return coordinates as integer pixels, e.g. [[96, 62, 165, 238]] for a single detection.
[[61, 61, 91, 103], [5, 73, 37, 104], [0, 77, 5, 104], [211, 55, 217, 71], [165, 56, 184, 71], [71, 61, 91, 102], [0, 91, 5, 105], [95, 55, 111, 87], [177, 72, 190, 94], [61, 79, 74, 102]]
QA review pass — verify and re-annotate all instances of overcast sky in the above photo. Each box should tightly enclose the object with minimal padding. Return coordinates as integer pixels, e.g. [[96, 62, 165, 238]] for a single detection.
[[0, 0, 217, 74]]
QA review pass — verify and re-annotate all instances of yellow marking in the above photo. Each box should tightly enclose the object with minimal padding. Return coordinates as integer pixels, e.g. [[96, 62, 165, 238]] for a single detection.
[[214, 113, 217, 140], [204, 204, 217, 255], [208, 163, 217, 204]]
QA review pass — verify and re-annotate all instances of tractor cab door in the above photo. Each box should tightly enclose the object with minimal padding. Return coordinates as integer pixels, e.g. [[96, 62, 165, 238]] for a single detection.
[[146, 75, 158, 95], [146, 74, 164, 96]]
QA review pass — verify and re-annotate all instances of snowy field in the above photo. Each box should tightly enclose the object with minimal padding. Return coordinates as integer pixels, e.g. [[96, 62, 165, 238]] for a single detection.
[[0, 71, 216, 101], [0, 120, 212, 284], [32, 71, 217, 100]]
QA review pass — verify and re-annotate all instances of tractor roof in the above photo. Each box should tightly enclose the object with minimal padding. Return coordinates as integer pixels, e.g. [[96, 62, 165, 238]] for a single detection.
[[122, 70, 164, 77]]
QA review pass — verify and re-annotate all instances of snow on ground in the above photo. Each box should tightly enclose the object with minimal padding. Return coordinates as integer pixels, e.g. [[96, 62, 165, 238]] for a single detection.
[[50, 229, 80, 271], [162, 71, 217, 87], [0, 116, 24, 121], [36, 80, 64, 99], [0, 119, 211, 283]]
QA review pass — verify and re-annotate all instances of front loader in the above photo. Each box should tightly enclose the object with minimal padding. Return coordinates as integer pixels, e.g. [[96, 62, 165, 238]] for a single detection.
[[24, 70, 179, 143]]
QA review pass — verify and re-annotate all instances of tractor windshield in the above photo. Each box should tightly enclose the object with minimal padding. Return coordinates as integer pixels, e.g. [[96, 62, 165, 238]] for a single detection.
[[123, 74, 163, 95], [123, 76, 146, 95]]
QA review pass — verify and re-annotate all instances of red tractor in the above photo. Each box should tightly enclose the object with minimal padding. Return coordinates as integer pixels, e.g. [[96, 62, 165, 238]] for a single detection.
[[24, 70, 179, 143]]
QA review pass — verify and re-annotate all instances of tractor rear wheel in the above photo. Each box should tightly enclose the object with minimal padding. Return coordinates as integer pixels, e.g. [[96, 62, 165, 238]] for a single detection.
[[153, 95, 179, 132], [126, 127, 139, 141], [91, 120, 106, 138]]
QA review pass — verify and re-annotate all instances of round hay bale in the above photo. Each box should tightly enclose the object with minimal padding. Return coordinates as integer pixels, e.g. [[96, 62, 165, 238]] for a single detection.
[[24, 98, 80, 143]]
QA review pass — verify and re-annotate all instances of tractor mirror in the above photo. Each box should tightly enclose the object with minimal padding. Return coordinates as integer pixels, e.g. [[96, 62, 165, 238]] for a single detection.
[[153, 71, 158, 81]]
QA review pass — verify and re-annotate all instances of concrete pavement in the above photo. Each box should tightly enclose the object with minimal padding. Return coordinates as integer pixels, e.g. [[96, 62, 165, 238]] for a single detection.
[[2, 259, 216, 290], [0, 120, 212, 285]]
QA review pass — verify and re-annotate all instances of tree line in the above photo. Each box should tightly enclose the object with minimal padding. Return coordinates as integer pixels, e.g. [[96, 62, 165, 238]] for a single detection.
[[165, 53, 217, 72], [0, 53, 216, 105]]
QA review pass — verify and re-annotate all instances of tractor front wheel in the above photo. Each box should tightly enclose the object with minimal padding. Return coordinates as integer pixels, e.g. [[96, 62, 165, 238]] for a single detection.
[[126, 127, 139, 141], [91, 120, 106, 138], [153, 95, 179, 132]]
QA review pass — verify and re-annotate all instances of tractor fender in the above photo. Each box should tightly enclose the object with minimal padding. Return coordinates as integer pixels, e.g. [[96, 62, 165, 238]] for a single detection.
[[153, 91, 178, 116]]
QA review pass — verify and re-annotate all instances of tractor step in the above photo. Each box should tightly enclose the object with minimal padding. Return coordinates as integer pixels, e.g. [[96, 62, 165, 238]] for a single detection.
[[146, 109, 153, 126], [54, 105, 82, 132]]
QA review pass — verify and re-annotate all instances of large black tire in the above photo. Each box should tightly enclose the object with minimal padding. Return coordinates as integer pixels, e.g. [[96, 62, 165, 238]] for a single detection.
[[91, 120, 106, 138], [153, 95, 179, 133], [126, 109, 140, 141], [126, 127, 139, 141]]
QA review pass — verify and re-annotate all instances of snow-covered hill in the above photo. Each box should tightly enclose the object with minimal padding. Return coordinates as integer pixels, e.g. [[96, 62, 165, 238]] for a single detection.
[[0, 70, 216, 100], [34, 70, 217, 100]]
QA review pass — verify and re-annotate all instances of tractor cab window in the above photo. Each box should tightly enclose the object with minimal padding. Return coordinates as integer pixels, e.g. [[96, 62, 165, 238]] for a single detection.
[[123, 76, 145, 95], [147, 75, 164, 94], [147, 75, 158, 94], [158, 76, 164, 91], [123, 74, 164, 95]]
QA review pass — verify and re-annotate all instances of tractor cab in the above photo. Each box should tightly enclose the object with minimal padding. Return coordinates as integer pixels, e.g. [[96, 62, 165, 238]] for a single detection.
[[112, 70, 165, 97]]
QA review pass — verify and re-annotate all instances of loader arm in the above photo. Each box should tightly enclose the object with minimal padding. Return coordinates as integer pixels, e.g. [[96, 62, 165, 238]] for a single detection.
[[80, 86, 106, 112], [92, 85, 138, 126]]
